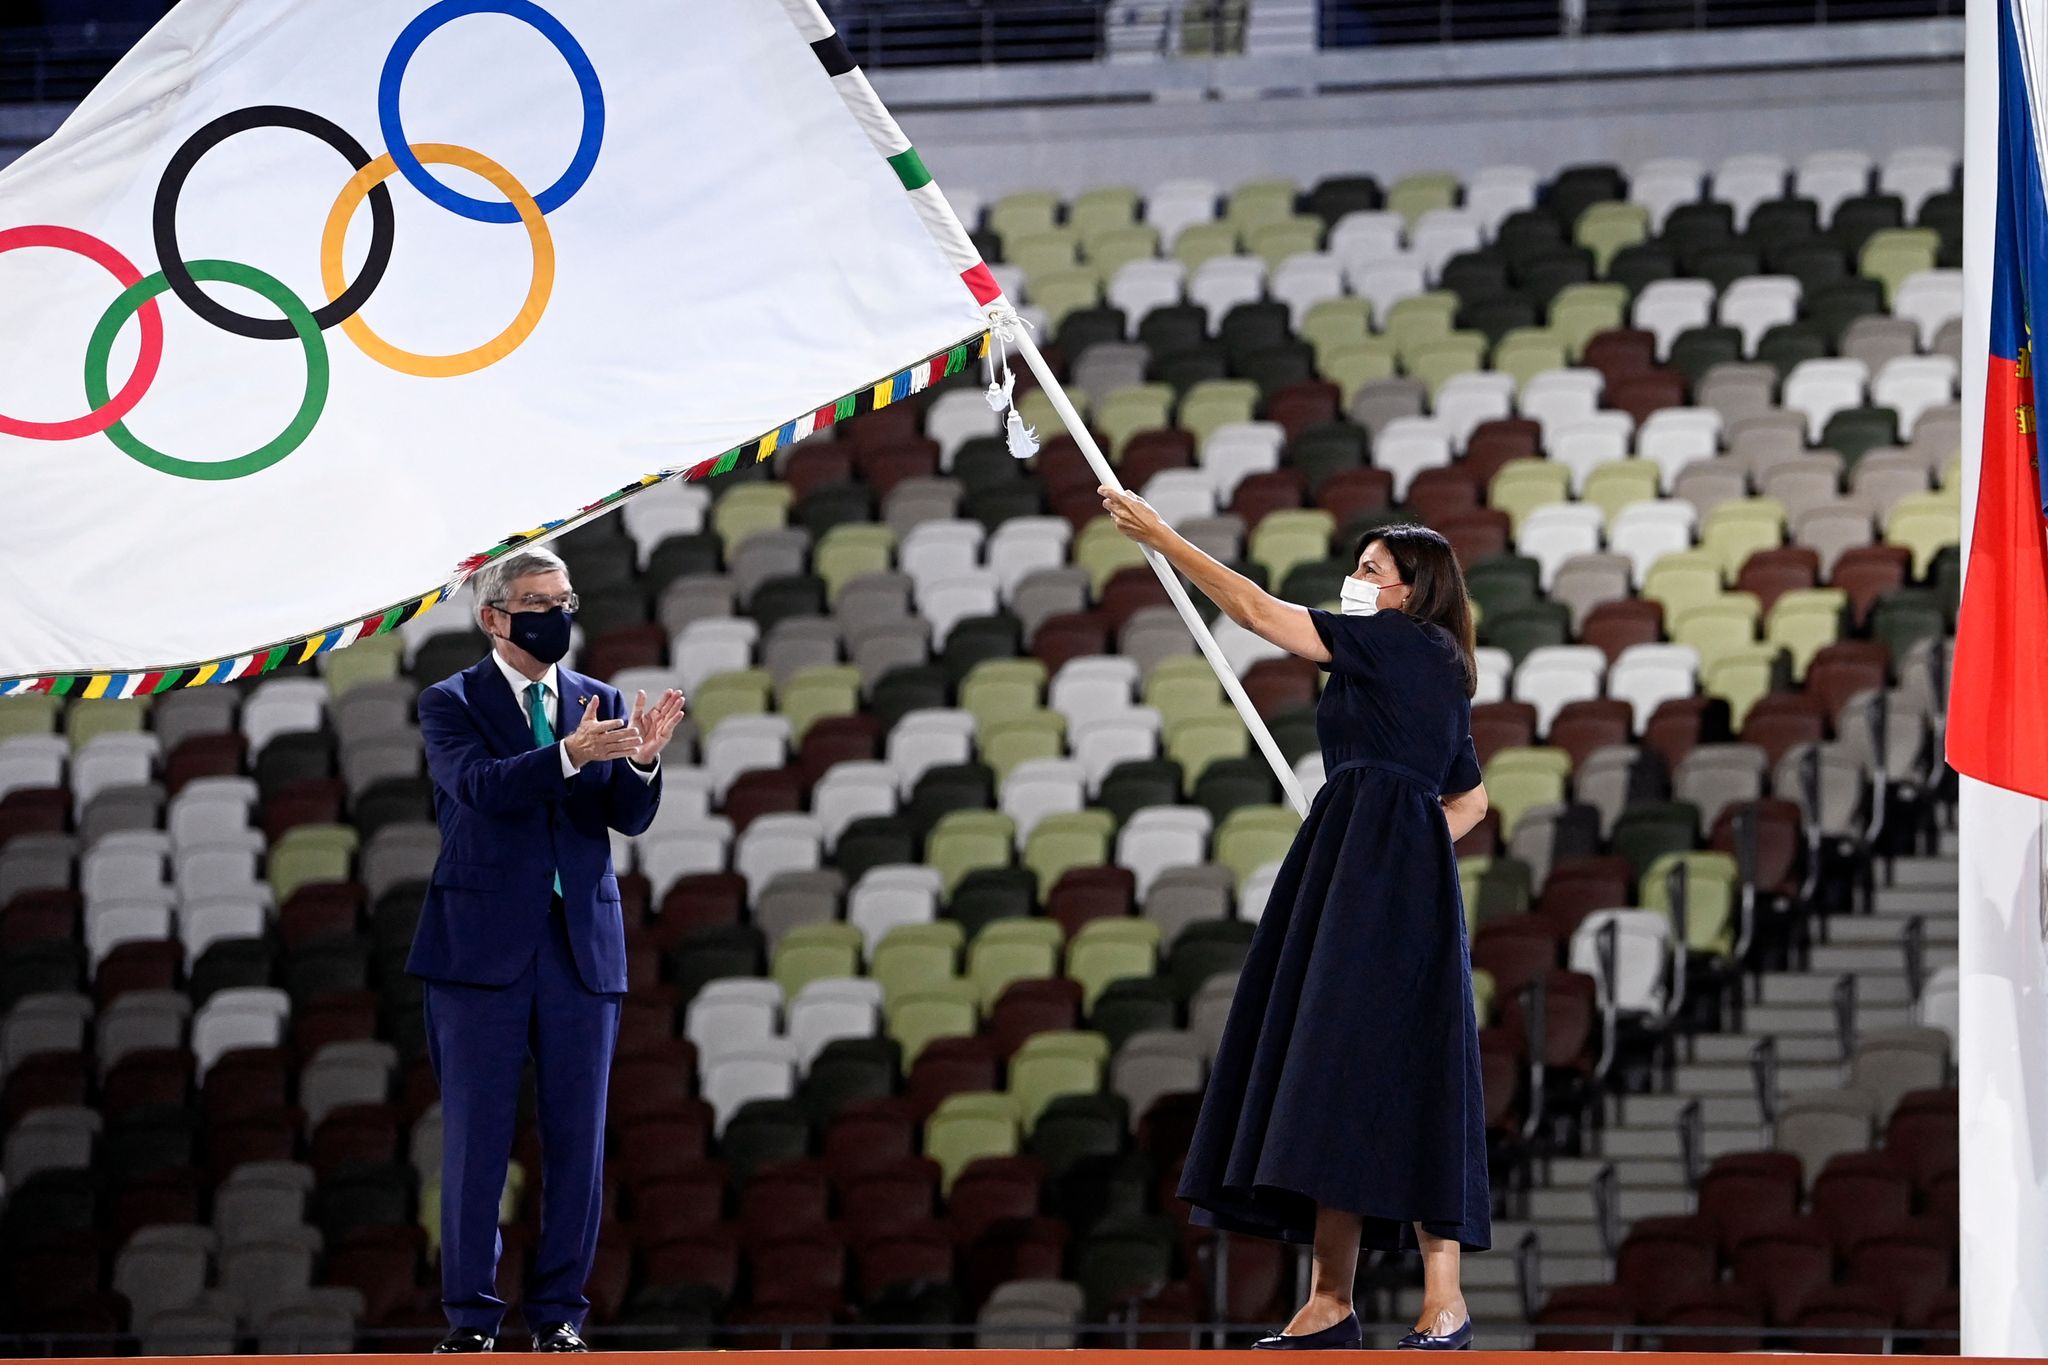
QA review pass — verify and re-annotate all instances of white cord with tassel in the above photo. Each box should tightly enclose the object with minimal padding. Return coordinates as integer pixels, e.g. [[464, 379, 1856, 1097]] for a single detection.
[[982, 302, 1040, 459]]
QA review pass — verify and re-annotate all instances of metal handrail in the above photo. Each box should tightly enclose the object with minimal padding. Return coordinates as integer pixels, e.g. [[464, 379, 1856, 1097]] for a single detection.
[[1731, 801, 1760, 966], [1678, 1096, 1706, 1191], [1591, 1160, 1622, 1273], [1797, 745, 1825, 906], [1664, 858, 1690, 1027], [1513, 1228, 1543, 1323], [1592, 917, 1620, 1083], [1903, 915, 1927, 1003], [1832, 971, 1859, 1062], [1749, 1035, 1780, 1146], [1864, 689, 1890, 850], [1520, 973, 1550, 1144]]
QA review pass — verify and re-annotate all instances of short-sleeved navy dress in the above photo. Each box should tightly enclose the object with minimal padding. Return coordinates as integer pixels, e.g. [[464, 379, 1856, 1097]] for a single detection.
[[1176, 607, 1491, 1253]]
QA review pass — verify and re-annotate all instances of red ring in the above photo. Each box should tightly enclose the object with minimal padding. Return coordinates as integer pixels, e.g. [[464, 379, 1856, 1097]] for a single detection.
[[0, 225, 165, 441]]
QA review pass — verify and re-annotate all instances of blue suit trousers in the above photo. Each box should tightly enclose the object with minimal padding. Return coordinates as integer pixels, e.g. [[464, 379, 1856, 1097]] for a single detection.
[[423, 902, 621, 1333]]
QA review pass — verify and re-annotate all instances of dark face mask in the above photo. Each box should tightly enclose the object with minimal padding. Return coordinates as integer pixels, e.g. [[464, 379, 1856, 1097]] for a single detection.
[[503, 606, 573, 664]]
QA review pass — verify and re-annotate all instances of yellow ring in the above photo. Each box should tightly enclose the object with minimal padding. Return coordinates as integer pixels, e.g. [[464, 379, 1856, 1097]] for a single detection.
[[320, 142, 555, 378]]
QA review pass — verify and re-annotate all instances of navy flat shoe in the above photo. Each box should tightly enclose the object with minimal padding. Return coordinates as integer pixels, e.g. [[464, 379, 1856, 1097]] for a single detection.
[[1252, 1308, 1362, 1349], [1396, 1317, 1473, 1350]]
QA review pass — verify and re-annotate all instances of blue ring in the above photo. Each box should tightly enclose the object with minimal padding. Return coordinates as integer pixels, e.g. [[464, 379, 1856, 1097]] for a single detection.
[[376, 0, 604, 224]]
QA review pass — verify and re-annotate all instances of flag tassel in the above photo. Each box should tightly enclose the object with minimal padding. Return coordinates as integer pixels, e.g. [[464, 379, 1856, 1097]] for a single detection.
[[984, 304, 1039, 458]]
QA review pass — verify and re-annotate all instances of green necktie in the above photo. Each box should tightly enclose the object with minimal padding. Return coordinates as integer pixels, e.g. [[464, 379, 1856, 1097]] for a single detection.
[[525, 682, 563, 898]]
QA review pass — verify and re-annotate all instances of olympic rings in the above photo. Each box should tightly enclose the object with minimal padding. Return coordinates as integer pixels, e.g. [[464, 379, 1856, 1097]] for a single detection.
[[378, 0, 604, 225], [4, 1, 603, 481], [153, 106, 396, 342], [85, 260, 329, 482], [322, 143, 555, 379], [0, 226, 165, 441]]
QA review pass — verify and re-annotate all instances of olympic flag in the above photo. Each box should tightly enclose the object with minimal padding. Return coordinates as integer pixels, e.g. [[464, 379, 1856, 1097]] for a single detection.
[[0, 0, 993, 691]]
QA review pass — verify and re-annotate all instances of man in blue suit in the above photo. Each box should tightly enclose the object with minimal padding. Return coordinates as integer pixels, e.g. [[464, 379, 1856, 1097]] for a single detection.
[[410, 546, 685, 1353]]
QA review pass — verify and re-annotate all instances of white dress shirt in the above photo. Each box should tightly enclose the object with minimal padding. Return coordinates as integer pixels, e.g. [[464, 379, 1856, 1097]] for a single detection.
[[490, 651, 658, 782]]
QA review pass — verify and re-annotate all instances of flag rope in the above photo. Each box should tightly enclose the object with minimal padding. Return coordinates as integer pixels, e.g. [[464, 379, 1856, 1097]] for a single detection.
[[0, 331, 987, 698]]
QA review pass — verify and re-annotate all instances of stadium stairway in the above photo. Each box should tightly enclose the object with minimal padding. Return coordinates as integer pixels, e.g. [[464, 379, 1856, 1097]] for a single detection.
[[1451, 848, 1957, 1347]]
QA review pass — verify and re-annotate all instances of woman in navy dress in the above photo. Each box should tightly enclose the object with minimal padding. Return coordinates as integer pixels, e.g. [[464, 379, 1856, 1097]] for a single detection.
[[1099, 489, 1492, 1351]]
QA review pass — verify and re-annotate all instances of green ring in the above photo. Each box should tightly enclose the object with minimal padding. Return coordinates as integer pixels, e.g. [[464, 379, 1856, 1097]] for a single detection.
[[84, 258, 329, 481]]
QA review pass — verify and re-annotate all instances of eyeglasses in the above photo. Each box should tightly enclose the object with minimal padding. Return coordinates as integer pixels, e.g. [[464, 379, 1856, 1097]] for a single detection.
[[490, 592, 579, 613]]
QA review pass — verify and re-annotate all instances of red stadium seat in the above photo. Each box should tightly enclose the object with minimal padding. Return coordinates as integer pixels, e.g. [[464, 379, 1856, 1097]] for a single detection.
[[1729, 1215, 1832, 1323], [1119, 430, 1197, 490], [1811, 1151, 1914, 1258], [1848, 1224, 1953, 1329], [853, 1220, 955, 1302], [1471, 920, 1559, 1001], [626, 1163, 728, 1247], [723, 766, 807, 832], [1697, 1150, 1803, 1254], [1661, 1282, 1767, 1352], [1099, 566, 1173, 631], [1735, 546, 1822, 614], [1605, 369, 1687, 425], [797, 715, 882, 787], [1470, 701, 1539, 765], [1547, 700, 1635, 770], [1830, 543, 1913, 628], [738, 1160, 835, 1249], [837, 1157, 941, 1241], [1229, 470, 1308, 531], [946, 1154, 1047, 1246], [1791, 1284, 1897, 1354], [1614, 1214, 1718, 1323], [1264, 380, 1341, 437], [959, 1214, 1068, 1309], [1531, 1283, 1631, 1351], [1738, 694, 1827, 768], [657, 874, 748, 943], [1405, 466, 1480, 526], [1241, 655, 1318, 715], [1499, 969, 1597, 1071], [1581, 598, 1665, 664], [1805, 641, 1891, 718], [1316, 467, 1395, 527], [1048, 871, 1130, 945], [640, 1229, 741, 1302], [1582, 329, 1659, 388], [822, 1099, 919, 1188], [1463, 419, 1542, 486], [1442, 508, 1513, 567], [906, 1035, 1001, 1121], [746, 1228, 848, 1312], [1030, 611, 1113, 673]]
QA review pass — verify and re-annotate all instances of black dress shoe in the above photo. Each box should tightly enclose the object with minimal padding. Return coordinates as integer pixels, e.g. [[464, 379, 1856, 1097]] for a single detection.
[[1397, 1317, 1474, 1350], [531, 1324, 589, 1353], [433, 1327, 494, 1353], [1252, 1308, 1362, 1349]]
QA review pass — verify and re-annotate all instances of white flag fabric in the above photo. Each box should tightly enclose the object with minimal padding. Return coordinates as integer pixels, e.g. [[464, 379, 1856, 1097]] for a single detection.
[[0, 0, 993, 693]]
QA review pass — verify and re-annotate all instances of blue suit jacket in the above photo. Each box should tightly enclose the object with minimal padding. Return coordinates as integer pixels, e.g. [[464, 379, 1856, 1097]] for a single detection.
[[406, 655, 661, 993]]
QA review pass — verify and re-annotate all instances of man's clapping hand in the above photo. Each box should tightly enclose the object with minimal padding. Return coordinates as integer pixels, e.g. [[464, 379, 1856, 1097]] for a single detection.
[[562, 696, 642, 770], [627, 688, 686, 767]]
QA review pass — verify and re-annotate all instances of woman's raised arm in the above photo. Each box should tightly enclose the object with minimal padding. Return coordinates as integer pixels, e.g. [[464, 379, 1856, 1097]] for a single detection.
[[1098, 486, 1332, 664]]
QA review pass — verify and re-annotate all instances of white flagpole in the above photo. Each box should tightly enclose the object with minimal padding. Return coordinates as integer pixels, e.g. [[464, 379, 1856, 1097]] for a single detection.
[[1959, 0, 2048, 1354], [1008, 326, 1310, 818]]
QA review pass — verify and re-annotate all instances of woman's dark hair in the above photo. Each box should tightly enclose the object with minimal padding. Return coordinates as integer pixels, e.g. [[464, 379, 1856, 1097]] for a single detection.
[[1353, 525, 1478, 697]]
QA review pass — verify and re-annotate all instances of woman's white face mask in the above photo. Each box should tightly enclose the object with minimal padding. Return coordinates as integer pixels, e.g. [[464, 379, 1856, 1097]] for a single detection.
[[1339, 576, 1381, 616]]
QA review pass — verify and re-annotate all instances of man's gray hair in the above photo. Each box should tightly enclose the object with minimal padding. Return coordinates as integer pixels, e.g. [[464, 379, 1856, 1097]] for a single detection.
[[471, 547, 572, 627]]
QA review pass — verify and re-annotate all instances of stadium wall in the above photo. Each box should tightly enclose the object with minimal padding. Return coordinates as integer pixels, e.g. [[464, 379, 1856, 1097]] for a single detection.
[[869, 18, 1963, 198]]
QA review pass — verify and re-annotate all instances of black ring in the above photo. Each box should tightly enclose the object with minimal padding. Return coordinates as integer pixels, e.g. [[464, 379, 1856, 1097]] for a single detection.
[[152, 104, 396, 341]]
